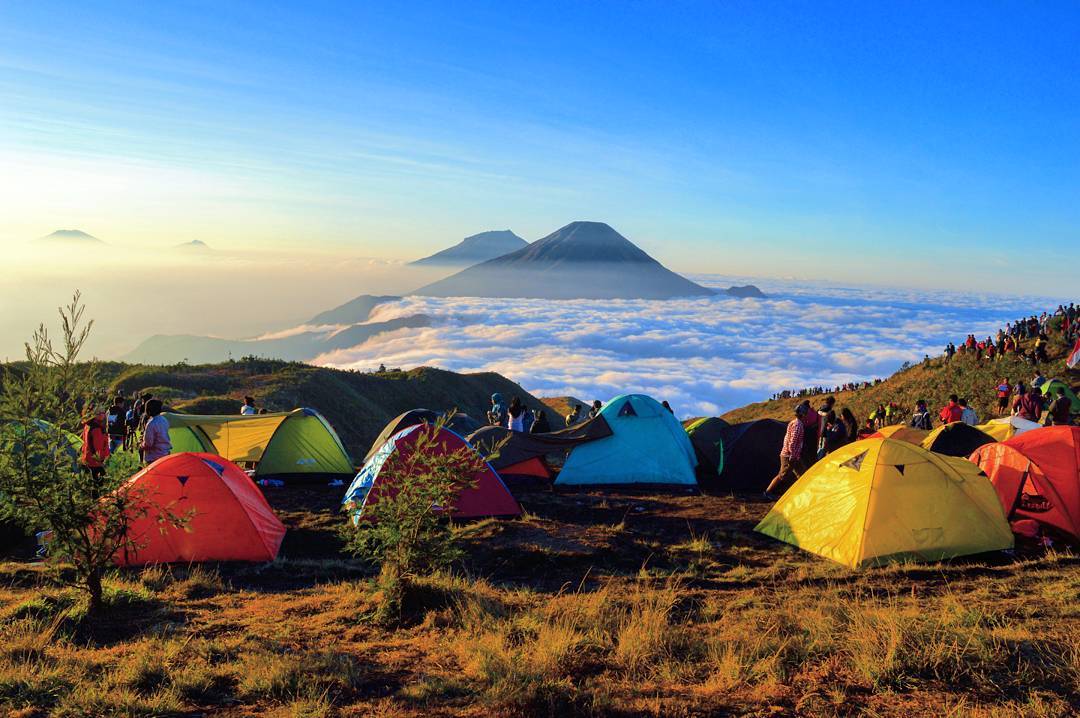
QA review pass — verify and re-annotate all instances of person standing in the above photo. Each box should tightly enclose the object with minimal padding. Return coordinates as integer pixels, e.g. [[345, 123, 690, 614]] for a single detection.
[[939, 395, 963, 424], [241, 396, 257, 415], [841, 408, 859, 444], [765, 404, 807, 499], [958, 399, 978, 426], [588, 400, 603, 419], [80, 408, 111, 483], [107, 395, 127, 454], [1047, 388, 1072, 426], [1013, 384, 1044, 423], [564, 404, 583, 427], [531, 409, 551, 434], [911, 400, 934, 430], [996, 378, 1012, 416], [140, 399, 172, 465]]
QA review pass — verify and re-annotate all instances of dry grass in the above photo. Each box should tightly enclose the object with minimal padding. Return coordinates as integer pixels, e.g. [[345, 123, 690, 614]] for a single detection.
[[2, 491, 1079, 716]]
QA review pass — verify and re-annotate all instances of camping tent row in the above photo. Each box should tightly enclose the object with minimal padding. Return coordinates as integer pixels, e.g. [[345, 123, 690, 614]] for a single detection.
[[343, 394, 700, 523], [164, 409, 354, 481]]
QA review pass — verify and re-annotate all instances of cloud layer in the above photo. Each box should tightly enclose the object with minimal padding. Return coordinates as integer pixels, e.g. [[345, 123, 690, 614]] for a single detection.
[[314, 277, 1052, 417]]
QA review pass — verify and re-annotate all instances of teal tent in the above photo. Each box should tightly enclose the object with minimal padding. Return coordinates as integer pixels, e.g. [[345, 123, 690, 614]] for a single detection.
[[554, 394, 698, 488]]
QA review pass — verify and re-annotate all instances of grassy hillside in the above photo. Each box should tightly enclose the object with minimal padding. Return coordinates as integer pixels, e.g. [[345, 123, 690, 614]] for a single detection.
[[723, 331, 1078, 427], [94, 358, 560, 460]]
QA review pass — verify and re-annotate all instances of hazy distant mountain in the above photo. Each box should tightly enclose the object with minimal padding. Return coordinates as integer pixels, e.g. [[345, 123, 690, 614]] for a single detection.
[[39, 229, 104, 244], [124, 315, 431, 365], [308, 295, 400, 325], [723, 285, 765, 298], [175, 239, 211, 251], [411, 221, 715, 299], [409, 230, 528, 267]]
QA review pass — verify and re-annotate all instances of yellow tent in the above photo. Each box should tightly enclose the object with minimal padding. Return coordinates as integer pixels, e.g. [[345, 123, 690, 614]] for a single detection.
[[975, 416, 1043, 443], [874, 425, 928, 444], [755, 438, 1013, 569], [163, 408, 354, 480]]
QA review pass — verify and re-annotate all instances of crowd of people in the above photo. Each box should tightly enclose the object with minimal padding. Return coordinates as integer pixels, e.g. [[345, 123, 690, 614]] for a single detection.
[[945, 305, 1079, 366], [79, 391, 173, 480]]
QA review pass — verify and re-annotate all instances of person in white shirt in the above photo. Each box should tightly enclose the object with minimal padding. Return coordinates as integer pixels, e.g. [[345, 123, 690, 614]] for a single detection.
[[958, 398, 979, 426], [241, 396, 257, 416], [507, 396, 526, 432], [140, 399, 172, 465]]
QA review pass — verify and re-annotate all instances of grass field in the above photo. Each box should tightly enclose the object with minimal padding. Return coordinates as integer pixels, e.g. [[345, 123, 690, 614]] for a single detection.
[[3, 486, 1079, 717]]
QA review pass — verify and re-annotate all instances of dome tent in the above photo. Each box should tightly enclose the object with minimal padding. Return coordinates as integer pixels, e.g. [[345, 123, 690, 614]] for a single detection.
[[116, 453, 285, 566], [756, 438, 1013, 569], [713, 419, 787, 492], [684, 417, 728, 486], [1040, 379, 1080, 413], [343, 424, 520, 522], [871, 425, 929, 444], [975, 416, 1043, 443], [554, 394, 698, 489], [920, 422, 994, 457], [970, 426, 1080, 543], [363, 409, 485, 464], [164, 409, 353, 482]]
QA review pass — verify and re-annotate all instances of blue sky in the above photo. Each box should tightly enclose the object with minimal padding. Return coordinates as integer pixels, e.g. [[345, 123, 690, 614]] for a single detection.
[[1, 1, 1078, 288]]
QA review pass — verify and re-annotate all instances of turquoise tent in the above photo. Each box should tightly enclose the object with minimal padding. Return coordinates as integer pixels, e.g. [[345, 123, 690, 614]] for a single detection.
[[554, 394, 698, 488]]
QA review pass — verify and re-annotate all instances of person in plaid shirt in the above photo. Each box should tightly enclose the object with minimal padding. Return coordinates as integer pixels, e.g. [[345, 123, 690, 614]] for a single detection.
[[764, 403, 808, 499]]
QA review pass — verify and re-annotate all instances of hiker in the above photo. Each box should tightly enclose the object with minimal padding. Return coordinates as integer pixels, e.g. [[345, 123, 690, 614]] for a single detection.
[[841, 408, 858, 444], [958, 398, 978, 426], [996, 378, 1012, 416], [487, 393, 508, 427], [1047, 387, 1072, 426], [564, 404, 583, 427], [870, 403, 887, 429], [241, 396, 257, 416], [107, 395, 127, 454], [531, 409, 551, 434], [507, 396, 526, 432], [911, 400, 934, 430], [798, 400, 820, 468], [140, 399, 172, 465], [939, 394, 963, 425], [521, 401, 535, 432], [1013, 384, 1044, 423], [80, 408, 111, 482], [764, 403, 807, 499], [885, 402, 900, 426], [588, 400, 603, 419], [819, 411, 847, 458]]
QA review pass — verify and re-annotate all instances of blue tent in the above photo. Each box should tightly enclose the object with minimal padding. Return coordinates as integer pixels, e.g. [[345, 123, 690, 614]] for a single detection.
[[554, 394, 698, 488]]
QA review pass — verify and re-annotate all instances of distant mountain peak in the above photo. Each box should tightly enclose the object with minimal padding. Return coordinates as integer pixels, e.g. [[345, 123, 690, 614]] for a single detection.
[[176, 239, 211, 250], [412, 221, 714, 300], [409, 229, 528, 267], [40, 229, 103, 244]]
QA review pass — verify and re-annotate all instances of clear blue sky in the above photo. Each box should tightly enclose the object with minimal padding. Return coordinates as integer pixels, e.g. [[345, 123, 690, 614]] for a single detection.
[[1, 1, 1077, 288]]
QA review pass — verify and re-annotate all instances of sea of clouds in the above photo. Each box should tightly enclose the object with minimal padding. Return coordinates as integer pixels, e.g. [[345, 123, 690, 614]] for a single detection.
[[312, 277, 1061, 418]]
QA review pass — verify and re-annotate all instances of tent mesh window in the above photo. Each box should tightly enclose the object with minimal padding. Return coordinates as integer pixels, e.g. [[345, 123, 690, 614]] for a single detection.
[[618, 400, 638, 417]]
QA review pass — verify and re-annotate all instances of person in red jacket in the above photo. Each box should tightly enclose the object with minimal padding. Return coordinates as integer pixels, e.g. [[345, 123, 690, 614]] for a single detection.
[[939, 394, 964, 424], [80, 408, 111, 482]]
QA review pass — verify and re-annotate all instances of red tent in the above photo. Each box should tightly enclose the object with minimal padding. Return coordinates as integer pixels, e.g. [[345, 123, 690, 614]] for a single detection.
[[116, 452, 285, 565], [344, 425, 521, 521], [970, 426, 1080, 542]]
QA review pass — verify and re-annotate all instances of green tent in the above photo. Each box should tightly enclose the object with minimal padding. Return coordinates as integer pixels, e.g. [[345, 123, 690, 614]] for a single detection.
[[554, 394, 698, 488], [685, 417, 727, 485], [1040, 379, 1080, 413], [163, 408, 354, 481]]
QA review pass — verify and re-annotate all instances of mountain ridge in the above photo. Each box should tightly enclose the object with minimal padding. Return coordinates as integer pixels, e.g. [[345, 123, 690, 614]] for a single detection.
[[409, 229, 528, 267], [412, 221, 715, 300]]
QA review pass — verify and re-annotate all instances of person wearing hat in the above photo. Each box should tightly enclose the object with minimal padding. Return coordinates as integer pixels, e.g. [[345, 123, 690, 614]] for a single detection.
[[80, 406, 111, 482], [765, 403, 807, 499]]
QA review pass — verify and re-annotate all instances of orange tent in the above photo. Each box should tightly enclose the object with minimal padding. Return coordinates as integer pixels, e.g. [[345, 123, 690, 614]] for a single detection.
[[116, 453, 286, 565], [970, 426, 1080, 542]]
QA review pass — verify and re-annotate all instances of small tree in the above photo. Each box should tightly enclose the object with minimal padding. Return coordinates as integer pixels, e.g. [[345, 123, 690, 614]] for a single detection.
[[343, 420, 483, 623], [0, 294, 159, 614]]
